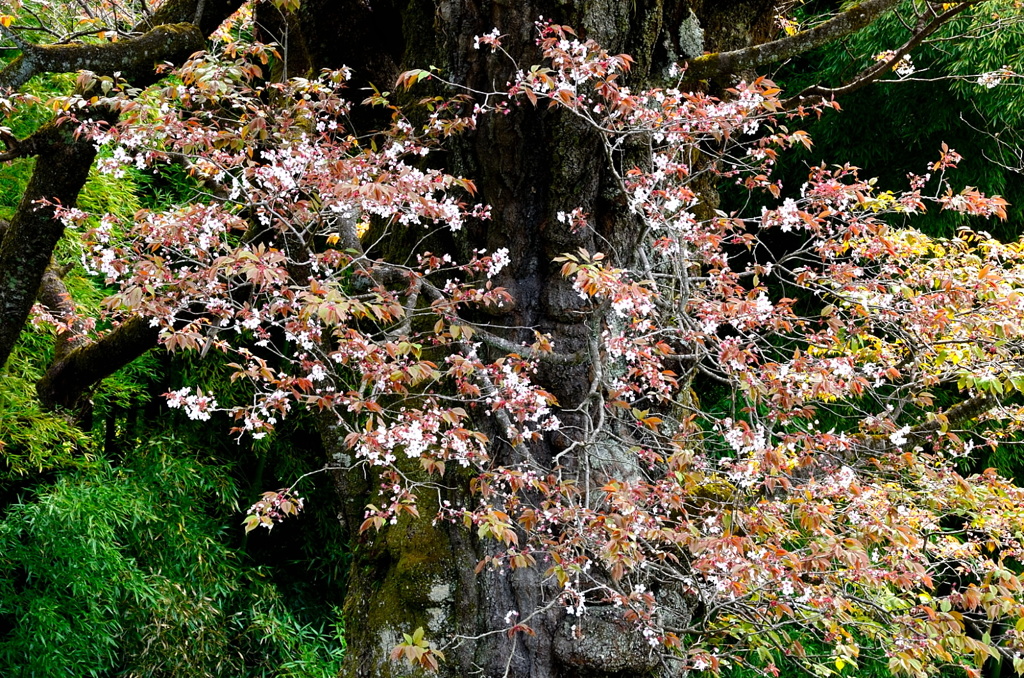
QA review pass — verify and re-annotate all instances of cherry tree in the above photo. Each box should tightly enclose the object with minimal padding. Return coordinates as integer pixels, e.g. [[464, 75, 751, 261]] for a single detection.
[[42, 15, 1024, 678], [4, 1, 1024, 677]]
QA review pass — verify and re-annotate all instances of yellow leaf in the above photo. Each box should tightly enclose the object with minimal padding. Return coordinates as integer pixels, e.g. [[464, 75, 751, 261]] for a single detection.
[[0, 15, 13, 27]]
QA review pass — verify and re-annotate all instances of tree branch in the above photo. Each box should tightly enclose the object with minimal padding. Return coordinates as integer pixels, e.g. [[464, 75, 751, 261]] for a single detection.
[[0, 126, 24, 162], [36, 266, 90, 360], [907, 393, 998, 446], [0, 22, 205, 91], [141, 0, 244, 37], [409, 272, 590, 366], [782, 1, 980, 107], [851, 393, 998, 458], [683, 0, 902, 81], [36, 315, 159, 411], [333, 215, 591, 368]]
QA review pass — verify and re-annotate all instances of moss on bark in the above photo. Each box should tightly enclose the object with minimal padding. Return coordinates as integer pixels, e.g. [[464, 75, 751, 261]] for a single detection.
[[341, 479, 455, 678]]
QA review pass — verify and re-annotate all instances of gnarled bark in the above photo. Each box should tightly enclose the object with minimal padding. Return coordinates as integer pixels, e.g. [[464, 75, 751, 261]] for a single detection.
[[280, 1, 786, 676]]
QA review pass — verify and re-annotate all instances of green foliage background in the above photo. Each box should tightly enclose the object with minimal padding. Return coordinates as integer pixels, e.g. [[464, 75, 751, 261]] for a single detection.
[[772, 0, 1024, 237], [0, 318, 349, 678], [0, 71, 349, 675]]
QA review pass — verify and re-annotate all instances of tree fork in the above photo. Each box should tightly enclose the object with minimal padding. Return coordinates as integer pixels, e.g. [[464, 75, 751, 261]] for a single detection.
[[0, 0, 244, 375]]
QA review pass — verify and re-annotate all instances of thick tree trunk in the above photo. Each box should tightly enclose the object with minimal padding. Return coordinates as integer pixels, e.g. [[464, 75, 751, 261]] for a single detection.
[[283, 1, 779, 675], [0, 122, 97, 373]]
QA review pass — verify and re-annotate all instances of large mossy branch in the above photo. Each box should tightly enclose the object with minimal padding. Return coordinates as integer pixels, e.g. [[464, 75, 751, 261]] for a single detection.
[[851, 393, 999, 457], [683, 0, 902, 81], [0, 23, 205, 91], [908, 393, 998, 446], [142, 0, 247, 37], [37, 316, 159, 412], [783, 0, 979, 106]]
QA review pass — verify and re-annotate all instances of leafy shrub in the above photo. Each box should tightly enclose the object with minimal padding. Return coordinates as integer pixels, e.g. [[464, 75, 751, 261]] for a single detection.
[[0, 438, 345, 677]]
